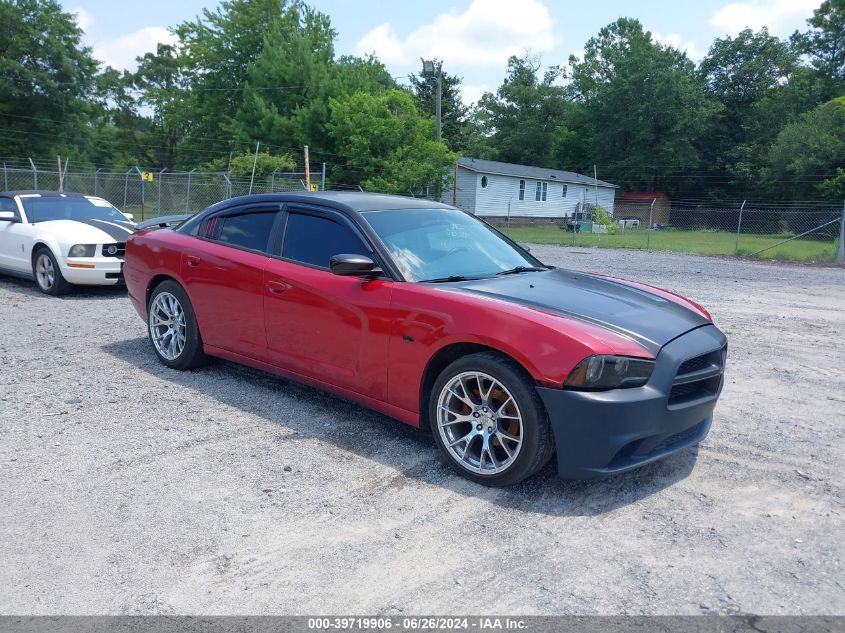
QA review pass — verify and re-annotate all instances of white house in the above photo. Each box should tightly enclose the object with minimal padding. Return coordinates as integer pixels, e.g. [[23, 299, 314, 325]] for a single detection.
[[443, 157, 618, 220]]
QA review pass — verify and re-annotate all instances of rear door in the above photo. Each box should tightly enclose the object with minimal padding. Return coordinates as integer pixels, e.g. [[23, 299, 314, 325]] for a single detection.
[[263, 207, 394, 399], [180, 204, 281, 362]]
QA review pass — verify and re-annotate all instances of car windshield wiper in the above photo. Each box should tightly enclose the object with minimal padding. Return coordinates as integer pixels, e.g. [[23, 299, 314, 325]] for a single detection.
[[421, 275, 476, 283], [495, 266, 548, 276]]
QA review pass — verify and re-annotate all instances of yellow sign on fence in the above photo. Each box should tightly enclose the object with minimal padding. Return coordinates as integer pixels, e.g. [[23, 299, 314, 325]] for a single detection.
[[141, 171, 154, 182], [309, 183, 319, 192]]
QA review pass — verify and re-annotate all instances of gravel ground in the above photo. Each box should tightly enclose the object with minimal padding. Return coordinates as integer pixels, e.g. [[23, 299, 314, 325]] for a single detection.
[[0, 247, 843, 616]]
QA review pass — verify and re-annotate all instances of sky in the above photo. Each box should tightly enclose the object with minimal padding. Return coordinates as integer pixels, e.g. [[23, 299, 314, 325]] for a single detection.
[[63, 0, 823, 105]]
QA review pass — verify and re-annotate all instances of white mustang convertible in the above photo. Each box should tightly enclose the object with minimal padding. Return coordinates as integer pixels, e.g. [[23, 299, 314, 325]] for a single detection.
[[0, 190, 135, 295]]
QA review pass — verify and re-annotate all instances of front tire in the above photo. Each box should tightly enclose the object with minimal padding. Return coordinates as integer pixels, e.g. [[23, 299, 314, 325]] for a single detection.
[[429, 352, 555, 486], [33, 248, 71, 296], [147, 280, 209, 370]]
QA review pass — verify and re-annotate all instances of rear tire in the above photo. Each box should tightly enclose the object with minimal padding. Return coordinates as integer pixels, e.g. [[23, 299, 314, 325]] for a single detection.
[[33, 248, 71, 296], [147, 280, 209, 370], [429, 352, 555, 486]]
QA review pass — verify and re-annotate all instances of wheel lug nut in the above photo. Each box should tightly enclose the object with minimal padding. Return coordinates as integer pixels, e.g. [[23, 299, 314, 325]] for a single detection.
[[487, 426, 493, 432], [473, 412, 479, 418], [476, 424, 482, 431]]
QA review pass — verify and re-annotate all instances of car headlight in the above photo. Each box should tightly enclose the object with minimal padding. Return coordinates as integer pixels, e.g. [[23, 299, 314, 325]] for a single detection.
[[68, 244, 96, 257], [564, 355, 655, 390]]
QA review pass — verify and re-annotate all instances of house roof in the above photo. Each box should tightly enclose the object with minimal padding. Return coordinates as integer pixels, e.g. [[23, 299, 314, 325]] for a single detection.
[[617, 192, 669, 201], [457, 157, 618, 188]]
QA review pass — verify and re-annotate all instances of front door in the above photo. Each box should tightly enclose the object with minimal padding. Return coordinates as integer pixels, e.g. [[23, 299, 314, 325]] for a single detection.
[[263, 208, 394, 399], [0, 198, 28, 273]]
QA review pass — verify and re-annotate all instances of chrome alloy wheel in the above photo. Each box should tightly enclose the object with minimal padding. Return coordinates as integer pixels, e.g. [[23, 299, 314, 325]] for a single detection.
[[149, 291, 187, 361], [436, 371, 523, 475], [35, 253, 55, 290]]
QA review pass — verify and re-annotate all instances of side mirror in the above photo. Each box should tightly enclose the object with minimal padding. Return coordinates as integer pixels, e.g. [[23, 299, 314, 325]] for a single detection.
[[0, 211, 18, 222], [330, 253, 380, 277]]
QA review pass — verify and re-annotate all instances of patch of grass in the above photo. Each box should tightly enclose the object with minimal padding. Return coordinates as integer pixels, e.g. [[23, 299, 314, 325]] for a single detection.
[[501, 225, 837, 262]]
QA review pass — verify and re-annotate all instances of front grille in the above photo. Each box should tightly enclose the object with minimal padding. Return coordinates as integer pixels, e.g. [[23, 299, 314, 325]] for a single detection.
[[102, 243, 126, 259], [669, 345, 726, 405]]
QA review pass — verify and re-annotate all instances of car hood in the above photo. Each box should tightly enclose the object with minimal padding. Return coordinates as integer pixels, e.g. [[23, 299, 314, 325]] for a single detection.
[[448, 269, 710, 355], [32, 218, 135, 244]]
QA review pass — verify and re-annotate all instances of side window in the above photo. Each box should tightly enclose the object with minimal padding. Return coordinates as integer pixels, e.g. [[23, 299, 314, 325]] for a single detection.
[[207, 211, 276, 252], [0, 198, 18, 212], [282, 213, 368, 269]]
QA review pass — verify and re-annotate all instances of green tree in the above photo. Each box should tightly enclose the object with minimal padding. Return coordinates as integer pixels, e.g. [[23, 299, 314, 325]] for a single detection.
[[175, 0, 328, 154], [561, 19, 712, 194], [768, 97, 845, 199], [698, 28, 800, 195], [0, 0, 98, 159], [326, 89, 456, 194], [795, 0, 845, 97], [475, 55, 569, 167], [133, 44, 191, 169]]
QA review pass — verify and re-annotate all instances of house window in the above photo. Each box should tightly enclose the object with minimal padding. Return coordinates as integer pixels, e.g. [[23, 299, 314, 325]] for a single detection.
[[481, 175, 488, 188], [535, 181, 547, 201], [518, 179, 525, 201], [561, 185, 568, 197]]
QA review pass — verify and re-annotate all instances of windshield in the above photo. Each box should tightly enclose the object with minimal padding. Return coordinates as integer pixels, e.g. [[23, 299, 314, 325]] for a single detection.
[[21, 196, 130, 224], [361, 208, 542, 281]]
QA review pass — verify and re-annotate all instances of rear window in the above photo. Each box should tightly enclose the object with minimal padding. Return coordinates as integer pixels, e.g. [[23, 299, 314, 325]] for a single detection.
[[210, 212, 276, 252]]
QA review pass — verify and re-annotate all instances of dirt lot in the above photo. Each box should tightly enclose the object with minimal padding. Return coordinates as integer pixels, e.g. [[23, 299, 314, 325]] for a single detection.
[[0, 247, 843, 615]]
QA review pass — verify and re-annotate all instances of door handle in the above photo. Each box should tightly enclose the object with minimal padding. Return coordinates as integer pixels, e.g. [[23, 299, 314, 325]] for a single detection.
[[186, 255, 201, 267], [267, 280, 291, 294]]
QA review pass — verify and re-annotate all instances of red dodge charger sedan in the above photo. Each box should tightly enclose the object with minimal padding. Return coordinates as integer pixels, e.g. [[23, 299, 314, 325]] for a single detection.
[[125, 192, 726, 486]]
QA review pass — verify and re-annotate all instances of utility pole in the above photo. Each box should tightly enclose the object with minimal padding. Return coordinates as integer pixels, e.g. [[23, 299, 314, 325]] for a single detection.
[[422, 59, 443, 143], [304, 145, 311, 191], [435, 64, 442, 143]]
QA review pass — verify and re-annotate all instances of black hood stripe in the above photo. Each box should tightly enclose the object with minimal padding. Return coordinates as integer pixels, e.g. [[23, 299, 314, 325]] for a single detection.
[[69, 219, 133, 242], [442, 269, 711, 356]]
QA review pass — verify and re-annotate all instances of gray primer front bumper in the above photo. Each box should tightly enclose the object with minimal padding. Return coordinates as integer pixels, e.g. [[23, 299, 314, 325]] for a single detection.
[[538, 324, 727, 479]]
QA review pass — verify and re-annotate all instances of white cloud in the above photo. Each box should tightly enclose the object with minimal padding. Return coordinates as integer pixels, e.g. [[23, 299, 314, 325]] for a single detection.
[[710, 0, 821, 37], [71, 6, 94, 32], [93, 27, 178, 71], [652, 32, 704, 61], [460, 83, 492, 106], [354, 0, 561, 69]]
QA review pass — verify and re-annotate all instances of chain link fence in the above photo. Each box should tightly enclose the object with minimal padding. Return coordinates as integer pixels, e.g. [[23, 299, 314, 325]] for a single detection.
[[1, 163, 326, 220], [3, 161, 843, 263], [491, 200, 845, 263]]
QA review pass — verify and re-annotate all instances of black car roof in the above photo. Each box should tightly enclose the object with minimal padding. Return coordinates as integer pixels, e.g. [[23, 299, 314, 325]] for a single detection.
[[0, 190, 91, 197], [206, 191, 453, 215]]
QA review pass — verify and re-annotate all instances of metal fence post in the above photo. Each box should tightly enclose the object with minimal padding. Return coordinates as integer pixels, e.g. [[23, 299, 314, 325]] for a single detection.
[[123, 169, 130, 208], [223, 173, 231, 199], [271, 170, 276, 192], [94, 168, 103, 196], [3, 163, 7, 191], [646, 198, 656, 249], [28, 158, 38, 188], [837, 201, 845, 265], [734, 199, 747, 255], [158, 169, 167, 214], [186, 169, 195, 212], [321, 162, 326, 192]]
